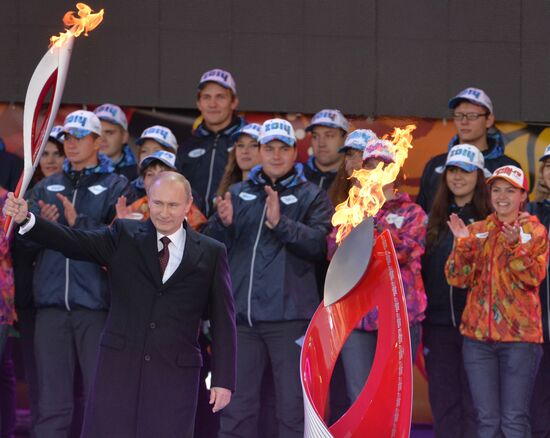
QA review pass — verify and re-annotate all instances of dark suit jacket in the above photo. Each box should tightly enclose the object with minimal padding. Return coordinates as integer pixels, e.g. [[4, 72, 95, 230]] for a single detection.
[[24, 217, 236, 438]]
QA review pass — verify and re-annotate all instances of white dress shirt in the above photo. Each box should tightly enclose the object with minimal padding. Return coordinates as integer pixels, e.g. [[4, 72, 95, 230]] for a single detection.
[[157, 225, 186, 283], [20, 214, 187, 283]]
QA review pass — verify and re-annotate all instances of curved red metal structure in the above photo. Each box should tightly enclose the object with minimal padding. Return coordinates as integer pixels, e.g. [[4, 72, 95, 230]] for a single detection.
[[301, 229, 413, 437]]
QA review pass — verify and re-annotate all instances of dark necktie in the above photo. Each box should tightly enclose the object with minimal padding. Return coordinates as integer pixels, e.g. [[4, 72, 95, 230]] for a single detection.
[[158, 236, 171, 277]]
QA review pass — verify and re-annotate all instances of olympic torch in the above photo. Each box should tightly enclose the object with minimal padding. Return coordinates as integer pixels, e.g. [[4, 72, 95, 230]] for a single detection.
[[301, 126, 416, 437], [3, 3, 104, 236]]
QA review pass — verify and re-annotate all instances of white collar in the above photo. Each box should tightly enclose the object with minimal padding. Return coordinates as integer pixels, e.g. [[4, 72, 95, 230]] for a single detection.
[[156, 225, 185, 251]]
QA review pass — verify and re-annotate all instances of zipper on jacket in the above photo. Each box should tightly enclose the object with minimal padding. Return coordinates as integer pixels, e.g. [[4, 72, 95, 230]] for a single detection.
[[247, 203, 267, 327], [64, 188, 78, 311], [487, 233, 498, 339], [204, 134, 219, 217], [319, 176, 325, 188], [449, 285, 457, 328]]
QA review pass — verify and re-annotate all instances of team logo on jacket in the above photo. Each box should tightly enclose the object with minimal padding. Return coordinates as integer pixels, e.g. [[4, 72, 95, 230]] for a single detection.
[[88, 185, 108, 195], [519, 227, 532, 244], [239, 192, 257, 201], [385, 213, 404, 229], [475, 232, 489, 239], [280, 194, 298, 205], [46, 184, 65, 192], [188, 148, 206, 158]]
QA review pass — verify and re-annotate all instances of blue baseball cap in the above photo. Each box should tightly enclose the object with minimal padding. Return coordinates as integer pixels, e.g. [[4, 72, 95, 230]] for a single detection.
[[339, 129, 377, 153], [136, 125, 178, 152], [259, 119, 296, 147]]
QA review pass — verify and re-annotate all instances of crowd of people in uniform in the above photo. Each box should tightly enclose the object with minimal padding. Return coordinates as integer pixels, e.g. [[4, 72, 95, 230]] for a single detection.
[[0, 67, 549, 438]]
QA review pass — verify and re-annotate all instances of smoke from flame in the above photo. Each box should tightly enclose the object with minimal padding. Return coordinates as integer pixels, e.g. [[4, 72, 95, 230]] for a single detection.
[[49, 3, 104, 48], [332, 125, 416, 243]]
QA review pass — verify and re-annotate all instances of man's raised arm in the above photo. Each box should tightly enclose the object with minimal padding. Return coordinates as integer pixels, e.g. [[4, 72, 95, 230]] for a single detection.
[[3, 192, 116, 266]]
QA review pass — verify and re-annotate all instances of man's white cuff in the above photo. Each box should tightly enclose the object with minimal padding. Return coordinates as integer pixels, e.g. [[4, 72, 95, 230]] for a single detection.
[[18, 213, 36, 235]]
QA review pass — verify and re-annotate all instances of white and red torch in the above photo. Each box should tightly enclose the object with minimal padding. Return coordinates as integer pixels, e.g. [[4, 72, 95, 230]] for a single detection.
[[301, 126, 417, 437], [3, 3, 104, 236]]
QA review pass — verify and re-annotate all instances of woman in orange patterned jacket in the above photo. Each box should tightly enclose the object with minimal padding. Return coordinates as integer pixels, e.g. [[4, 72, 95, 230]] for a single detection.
[[446, 165, 548, 438]]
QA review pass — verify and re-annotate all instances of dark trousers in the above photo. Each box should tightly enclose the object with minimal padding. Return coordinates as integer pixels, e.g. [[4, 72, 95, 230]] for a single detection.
[[0, 325, 7, 363], [531, 342, 550, 438], [34, 308, 106, 438], [463, 337, 542, 438], [340, 322, 421, 403], [219, 321, 308, 438], [423, 324, 476, 438], [0, 337, 16, 438]]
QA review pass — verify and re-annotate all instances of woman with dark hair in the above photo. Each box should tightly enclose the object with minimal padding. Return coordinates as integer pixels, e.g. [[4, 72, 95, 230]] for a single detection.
[[34, 125, 65, 181], [446, 165, 548, 437], [422, 144, 492, 438], [526, 144, 550, 437], [216, 123, 261, 198]]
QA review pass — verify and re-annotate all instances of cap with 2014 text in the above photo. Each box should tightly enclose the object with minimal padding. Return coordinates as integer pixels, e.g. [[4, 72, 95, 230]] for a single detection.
[[63, 110, 102, 139], [135, 125, 178, 152], [448, 87, 493, 114], [94, 103, 128, 131], [259, 119, 296, 147], [306, 109, 349, 133], [445, 144, 486, 172], [198, 68, 237, 95]]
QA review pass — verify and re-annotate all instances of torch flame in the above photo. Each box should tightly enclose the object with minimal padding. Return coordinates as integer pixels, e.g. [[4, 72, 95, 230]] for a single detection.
[[332, 124, 416, 243], [49, 3, 104, 48]]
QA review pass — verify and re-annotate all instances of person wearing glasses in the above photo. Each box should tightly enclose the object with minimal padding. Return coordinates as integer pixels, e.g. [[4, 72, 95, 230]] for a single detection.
[[417, 87, 521, 213]]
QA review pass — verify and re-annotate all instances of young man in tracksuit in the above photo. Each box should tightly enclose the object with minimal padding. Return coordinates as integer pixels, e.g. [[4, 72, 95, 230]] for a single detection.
[[94, 103, 137, 181], [205, 119, 333, 438], [303, 109, 349, 191], [416, 87, 521, 213], [176, 68, 245, 216], [21, 110, 132, 437]]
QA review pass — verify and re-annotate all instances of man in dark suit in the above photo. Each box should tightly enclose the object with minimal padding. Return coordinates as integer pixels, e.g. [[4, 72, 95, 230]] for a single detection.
[[4, 172, 236, 438]]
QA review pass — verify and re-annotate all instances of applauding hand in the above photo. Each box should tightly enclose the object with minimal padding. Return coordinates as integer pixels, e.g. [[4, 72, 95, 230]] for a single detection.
[[216, 192, 233, 227], [264, 186, 280, 229], [447, 213, 469, 239], [56, 194, 78, 227]]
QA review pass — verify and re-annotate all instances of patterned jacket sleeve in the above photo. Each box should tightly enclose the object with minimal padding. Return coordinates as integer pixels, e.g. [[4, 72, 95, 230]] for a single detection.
[[502, 218, 549, 288], [445, 227, 481, 288]]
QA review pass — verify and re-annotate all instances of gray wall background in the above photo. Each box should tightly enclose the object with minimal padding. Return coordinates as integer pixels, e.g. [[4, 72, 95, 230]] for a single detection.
[[1, 0, 549, 122]]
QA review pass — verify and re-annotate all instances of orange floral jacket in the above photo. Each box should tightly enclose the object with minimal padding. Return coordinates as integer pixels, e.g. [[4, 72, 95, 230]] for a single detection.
[[445, 212, 548, 343]]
